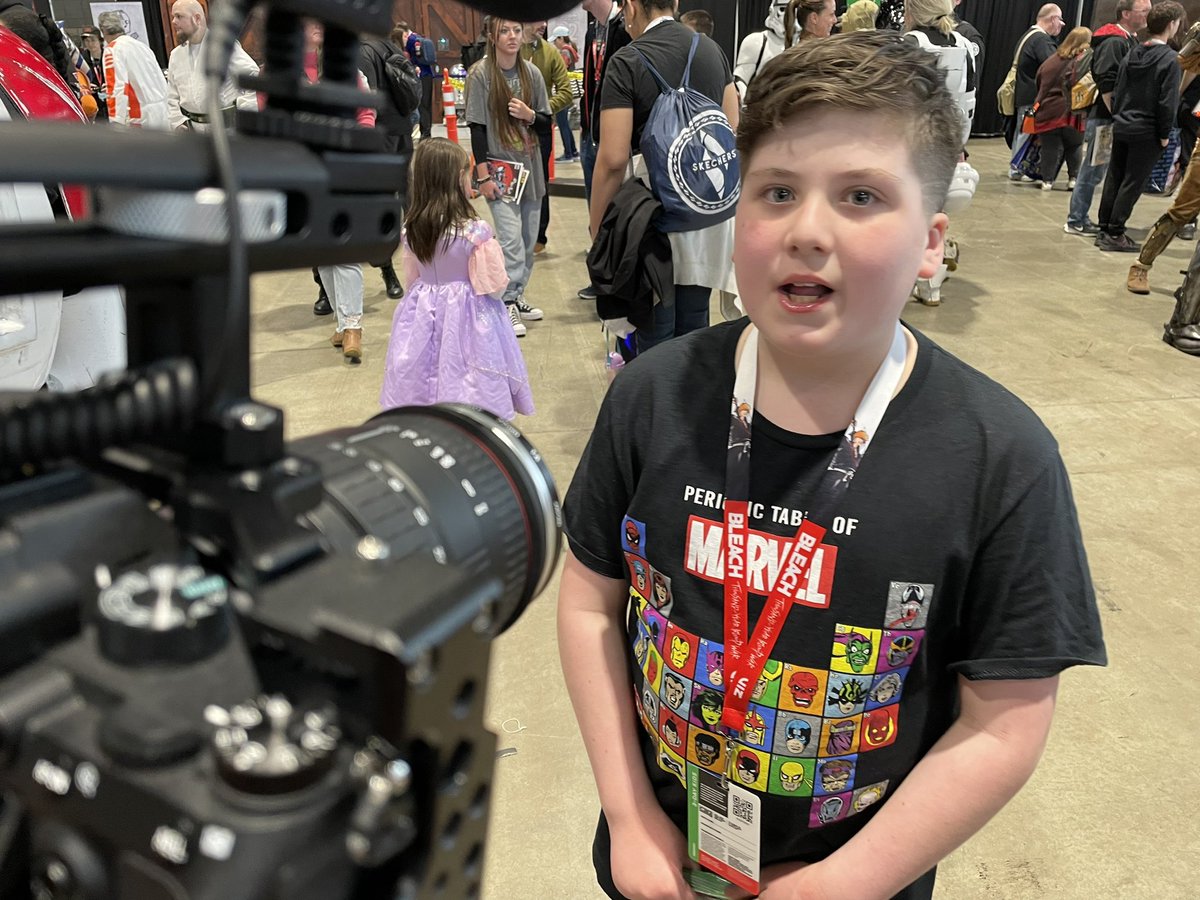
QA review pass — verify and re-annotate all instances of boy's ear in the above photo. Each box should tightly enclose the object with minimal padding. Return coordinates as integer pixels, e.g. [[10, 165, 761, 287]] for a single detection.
[[917, 212, 949, 280]]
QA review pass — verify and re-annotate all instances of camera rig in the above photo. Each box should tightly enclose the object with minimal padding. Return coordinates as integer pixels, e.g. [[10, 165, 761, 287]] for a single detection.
[[0, 1, 562, 897]]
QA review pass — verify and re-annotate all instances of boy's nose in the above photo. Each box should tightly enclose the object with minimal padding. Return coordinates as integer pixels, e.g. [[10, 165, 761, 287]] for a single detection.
[[784, 198, 833, 256]]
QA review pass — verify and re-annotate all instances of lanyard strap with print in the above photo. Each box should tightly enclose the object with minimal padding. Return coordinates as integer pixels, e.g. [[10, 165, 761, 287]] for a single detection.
[[719, 323, 908, 732]]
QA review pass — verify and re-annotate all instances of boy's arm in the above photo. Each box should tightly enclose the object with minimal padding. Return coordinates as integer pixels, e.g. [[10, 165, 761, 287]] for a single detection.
[[557, 550, 691, 899], [763, 674, 1060, 900]]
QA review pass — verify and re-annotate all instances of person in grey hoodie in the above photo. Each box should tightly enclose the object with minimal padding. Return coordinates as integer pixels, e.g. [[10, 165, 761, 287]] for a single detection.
[[1096, 1, 1187, 252]]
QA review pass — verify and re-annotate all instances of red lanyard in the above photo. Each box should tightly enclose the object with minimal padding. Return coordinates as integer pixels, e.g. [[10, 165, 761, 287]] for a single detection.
[[718, 325, 908, 733]]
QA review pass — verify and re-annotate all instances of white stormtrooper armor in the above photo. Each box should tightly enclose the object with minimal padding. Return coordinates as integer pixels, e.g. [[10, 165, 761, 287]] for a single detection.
[[905, 28, 979, 307], [903, 28, 977, 148], [733, 1, 799, 101]]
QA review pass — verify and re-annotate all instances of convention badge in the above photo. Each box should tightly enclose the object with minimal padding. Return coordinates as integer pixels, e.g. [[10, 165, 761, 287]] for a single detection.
[[684, 867, 739, 899], [686, 762, 761, 895]]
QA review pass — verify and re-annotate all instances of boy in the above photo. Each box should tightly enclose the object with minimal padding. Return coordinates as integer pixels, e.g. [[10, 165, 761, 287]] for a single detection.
[[558, 32, 1105, 900]]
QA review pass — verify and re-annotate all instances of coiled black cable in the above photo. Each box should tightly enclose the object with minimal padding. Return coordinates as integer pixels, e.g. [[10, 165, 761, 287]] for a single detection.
[[0, 359, 197, 470]]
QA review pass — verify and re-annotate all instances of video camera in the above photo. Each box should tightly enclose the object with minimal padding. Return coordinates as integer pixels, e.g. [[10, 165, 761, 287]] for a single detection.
[[0, 0, 572, 896]]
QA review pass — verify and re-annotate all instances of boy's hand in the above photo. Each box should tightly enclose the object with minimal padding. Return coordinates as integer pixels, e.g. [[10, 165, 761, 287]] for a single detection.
[[608, 804, 694, 900]]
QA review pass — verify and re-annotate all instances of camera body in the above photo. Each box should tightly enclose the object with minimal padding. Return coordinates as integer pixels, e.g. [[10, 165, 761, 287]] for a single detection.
[[0, 401, 562, 900], [0, 1, 564, 895]]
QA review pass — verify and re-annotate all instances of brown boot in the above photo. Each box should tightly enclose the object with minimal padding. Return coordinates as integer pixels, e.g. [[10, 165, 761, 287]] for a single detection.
[[331, 330, 344, 348], [341, 328, 362, 361], [1126, 264, 1150, 295]]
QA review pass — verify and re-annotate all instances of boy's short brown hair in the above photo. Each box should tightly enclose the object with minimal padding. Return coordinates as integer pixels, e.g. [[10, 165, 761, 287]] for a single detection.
[[738, 32, 962, 213]]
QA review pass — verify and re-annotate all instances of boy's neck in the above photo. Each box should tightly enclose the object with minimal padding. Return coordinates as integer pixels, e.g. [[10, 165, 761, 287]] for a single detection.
[[737, 326, 917, 436]]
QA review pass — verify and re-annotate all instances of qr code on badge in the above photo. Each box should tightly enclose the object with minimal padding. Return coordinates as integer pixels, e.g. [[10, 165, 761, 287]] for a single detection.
[[732, 794, 754, 825]]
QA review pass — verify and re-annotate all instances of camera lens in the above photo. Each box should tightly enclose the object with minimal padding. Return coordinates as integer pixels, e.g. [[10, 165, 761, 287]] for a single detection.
[[288, 405, 562, 633]]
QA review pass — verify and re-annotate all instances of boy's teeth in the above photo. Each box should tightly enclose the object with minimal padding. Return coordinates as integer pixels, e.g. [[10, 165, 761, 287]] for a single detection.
[[784, 283, 829, 297]]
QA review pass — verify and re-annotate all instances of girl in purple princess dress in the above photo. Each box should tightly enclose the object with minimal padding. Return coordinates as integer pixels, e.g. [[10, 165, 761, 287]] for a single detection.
[[381, 138, 534, 420]]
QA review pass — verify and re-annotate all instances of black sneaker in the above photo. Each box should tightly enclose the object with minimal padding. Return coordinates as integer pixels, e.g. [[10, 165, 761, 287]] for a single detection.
[[1064, 221, 1100, 236], [1182, 223, 1197, 240], [1096, 232, 1140, 253], [577, 284, 598, 300]]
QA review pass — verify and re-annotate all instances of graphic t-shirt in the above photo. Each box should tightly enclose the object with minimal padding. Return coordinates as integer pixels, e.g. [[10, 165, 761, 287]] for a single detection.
[[563, 319, 1106, 866], [464, 61, 551, 204]]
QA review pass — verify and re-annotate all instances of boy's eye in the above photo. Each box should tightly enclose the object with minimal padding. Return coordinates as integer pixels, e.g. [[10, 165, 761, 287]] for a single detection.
[[847, 189, 877, 207], [765, 186, 792, 203]]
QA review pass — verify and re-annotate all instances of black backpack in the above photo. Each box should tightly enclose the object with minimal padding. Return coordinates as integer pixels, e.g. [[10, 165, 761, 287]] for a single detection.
[[384, 49, 421, 116], [363, 38, 420, 117]]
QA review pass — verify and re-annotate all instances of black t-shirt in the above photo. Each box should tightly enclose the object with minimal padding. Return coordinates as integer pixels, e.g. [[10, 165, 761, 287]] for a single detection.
[[1016, 29, 1058, 109], [563, 319, 1106, 867], [600, 19, 733, 153]]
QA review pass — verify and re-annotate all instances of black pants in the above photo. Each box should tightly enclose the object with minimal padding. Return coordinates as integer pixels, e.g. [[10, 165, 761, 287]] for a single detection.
[[536, 120, 553, 245], [1039, 126, 1084, 183], [1098, 136, 1162, 236], [590, 811, 938, 900], [418, 76, 434, 138]]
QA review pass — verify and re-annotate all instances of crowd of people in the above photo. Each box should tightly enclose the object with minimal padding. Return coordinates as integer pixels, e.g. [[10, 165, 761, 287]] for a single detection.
[[1006, 0, 1200, 353]]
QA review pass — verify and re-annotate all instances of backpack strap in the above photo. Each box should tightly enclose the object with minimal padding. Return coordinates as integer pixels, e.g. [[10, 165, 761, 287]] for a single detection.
[[634, 32, 702, 94], [680, 33, 700, 89], [633, 46, 674, 94]]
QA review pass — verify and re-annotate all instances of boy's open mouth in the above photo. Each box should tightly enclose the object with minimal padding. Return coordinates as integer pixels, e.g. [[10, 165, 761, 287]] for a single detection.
[[780, 282, 832, 300]]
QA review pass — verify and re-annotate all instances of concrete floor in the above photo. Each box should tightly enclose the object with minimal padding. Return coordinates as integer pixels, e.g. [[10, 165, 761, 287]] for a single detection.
[[248, 138, 1198, 898]]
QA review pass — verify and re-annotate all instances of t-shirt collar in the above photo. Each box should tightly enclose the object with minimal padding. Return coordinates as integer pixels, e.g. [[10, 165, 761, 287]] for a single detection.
[[644, 15, 674, 33]]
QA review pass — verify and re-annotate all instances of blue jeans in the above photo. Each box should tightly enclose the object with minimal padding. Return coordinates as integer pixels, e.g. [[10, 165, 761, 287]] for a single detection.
[[581, 132, 597, 202], [556, 109, 577, 158], [1068, 117, 1110, 227], [635, 284, 711, 355]]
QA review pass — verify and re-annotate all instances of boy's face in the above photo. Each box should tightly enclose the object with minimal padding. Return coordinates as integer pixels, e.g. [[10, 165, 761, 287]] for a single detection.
[[734, 110, 946, 368]]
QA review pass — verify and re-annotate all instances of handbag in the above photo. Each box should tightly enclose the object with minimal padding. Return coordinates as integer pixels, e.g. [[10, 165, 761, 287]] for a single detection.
[[1012, 135, 1042, 180], [1021, 104, 1039, 135], [1071, 72, 1098, 111], [998, 28, 1038, 117]]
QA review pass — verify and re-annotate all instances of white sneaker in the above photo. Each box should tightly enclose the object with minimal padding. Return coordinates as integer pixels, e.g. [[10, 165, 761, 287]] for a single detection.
[[1067, 178, 1077, 189], [513, 297, 543, 321], [507, 303, 526, 337], [1041, 181, 1054, 191]]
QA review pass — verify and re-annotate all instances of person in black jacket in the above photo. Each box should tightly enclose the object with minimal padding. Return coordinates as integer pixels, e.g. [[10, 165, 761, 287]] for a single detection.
[[1007, 4, 1063, 180], [1096, 1, 1186, 253], [1065, 0, 1150, 235], [358, 33, 415, 299]]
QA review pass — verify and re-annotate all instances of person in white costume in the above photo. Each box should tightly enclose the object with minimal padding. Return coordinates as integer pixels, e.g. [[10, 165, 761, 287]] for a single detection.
[[732, 0, 796, 101], [97, 11, 169, 129], [166, 0, 259, 132]]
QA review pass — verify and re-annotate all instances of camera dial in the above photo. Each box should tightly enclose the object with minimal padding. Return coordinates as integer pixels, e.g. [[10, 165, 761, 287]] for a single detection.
[[95, 564, 232, 666], [209, 695, 341, 795]]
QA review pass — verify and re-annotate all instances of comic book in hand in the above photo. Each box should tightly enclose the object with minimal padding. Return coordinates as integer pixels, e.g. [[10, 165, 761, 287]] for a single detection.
[[487, 158, 528, 204]]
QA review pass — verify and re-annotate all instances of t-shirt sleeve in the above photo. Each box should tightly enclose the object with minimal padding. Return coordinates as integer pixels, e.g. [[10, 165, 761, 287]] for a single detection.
[[464, 68, 488, 126], [562, 377, 640, 579], [949, 454, 1107, 680], [600, 50, 636, 111]]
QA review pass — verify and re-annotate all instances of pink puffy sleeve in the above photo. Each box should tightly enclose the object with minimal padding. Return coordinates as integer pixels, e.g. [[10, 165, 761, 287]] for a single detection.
[[466, 220, 508, 297]]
